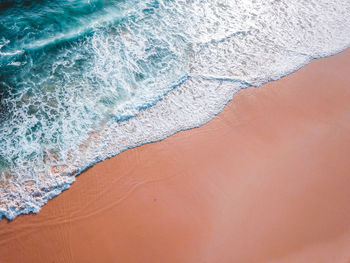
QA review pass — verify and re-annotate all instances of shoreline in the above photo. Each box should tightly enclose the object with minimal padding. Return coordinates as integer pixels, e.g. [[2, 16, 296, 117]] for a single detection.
[[0, 48, 350, 262], [1, 43, 350, 220]]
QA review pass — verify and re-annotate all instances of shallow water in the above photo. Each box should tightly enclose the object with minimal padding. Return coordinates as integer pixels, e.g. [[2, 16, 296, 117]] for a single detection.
[[0, 0, 349, 220]]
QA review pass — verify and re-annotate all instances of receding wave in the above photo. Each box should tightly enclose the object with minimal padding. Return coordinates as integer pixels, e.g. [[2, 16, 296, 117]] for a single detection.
[[0, 0, 349, 220]]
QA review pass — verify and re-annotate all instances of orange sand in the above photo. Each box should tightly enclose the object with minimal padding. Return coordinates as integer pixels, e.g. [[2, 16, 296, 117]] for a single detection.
[[0, 49, 350, 263]]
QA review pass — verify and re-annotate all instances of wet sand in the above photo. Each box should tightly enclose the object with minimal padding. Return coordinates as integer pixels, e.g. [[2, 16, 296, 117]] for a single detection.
[[1, 48, 350, 263]]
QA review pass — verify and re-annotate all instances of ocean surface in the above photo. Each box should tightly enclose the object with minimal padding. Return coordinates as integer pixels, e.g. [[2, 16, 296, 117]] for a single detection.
[[0, 0, 349, 220]]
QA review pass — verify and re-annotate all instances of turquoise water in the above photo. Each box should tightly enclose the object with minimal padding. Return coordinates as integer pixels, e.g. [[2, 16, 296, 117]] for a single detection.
[[1, 0, 189, 179], [0, 0, 349, 220]]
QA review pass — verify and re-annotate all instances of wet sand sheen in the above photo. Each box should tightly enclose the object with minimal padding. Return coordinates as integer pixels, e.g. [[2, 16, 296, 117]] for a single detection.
[[1, 48, 350, 262]]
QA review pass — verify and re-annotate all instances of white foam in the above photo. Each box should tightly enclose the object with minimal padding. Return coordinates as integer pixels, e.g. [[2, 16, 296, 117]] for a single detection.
[[1, 0, 350, 220]]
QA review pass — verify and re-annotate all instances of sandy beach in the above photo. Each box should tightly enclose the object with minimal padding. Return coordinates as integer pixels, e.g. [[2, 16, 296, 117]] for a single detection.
[[0, 48, 350, 262]]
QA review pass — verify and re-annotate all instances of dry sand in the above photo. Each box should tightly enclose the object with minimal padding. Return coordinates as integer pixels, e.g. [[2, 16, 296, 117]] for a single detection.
[[0, 49, 350, 263]]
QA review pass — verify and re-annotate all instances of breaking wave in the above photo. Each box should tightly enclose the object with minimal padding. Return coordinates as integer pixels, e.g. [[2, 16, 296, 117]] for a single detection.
[[0, 0, 349, 219]]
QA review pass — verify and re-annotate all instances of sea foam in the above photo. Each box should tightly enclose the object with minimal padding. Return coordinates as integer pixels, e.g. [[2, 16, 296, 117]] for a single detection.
[[0, 0, 350, 220]]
